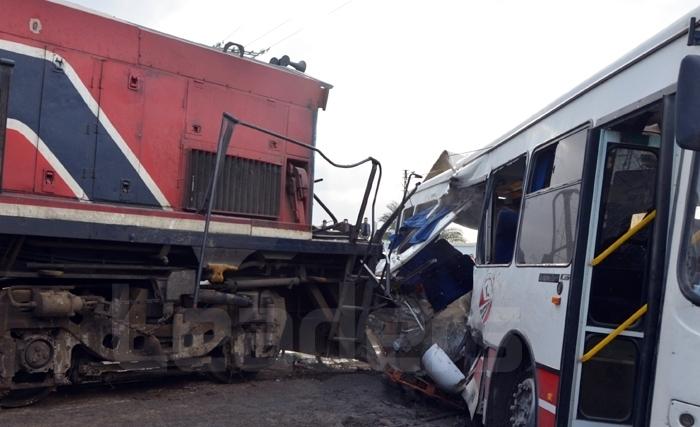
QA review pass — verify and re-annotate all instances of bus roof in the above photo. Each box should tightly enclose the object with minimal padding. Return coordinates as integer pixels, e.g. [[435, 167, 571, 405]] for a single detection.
[[467, 5, 700, 164]]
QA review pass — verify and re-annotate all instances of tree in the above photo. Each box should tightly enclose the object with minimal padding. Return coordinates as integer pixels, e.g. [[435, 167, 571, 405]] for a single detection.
[[377, 201, 400, 240], [379, 201, 399, 225], [440, 227, 466, 244]]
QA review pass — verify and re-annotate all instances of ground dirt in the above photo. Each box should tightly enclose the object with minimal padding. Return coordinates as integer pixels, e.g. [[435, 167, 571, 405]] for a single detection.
[[0, 354, 468, 427]]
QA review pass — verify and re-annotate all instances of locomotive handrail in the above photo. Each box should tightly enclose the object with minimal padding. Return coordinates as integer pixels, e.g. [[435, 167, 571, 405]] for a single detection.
[[313, 193, 339, 225], [233, 117, 383, 245], [580, 303, 648, 363], [590, 210, 657, 266], [193, 114, 384, 306], [237, 119, 380, 169], [193, 113, 238, 307]]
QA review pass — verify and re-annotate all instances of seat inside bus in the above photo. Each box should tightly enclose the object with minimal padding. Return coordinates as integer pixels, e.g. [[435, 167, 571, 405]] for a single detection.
[[482, 157, 525, 265], [494, 207, 519, 264]]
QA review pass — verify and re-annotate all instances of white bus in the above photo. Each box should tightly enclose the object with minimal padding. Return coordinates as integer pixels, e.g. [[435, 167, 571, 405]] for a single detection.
[[382, 7, 700, 427]]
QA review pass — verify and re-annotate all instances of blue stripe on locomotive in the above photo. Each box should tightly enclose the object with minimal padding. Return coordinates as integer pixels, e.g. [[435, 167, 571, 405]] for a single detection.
[[0, 48, 160, 207]]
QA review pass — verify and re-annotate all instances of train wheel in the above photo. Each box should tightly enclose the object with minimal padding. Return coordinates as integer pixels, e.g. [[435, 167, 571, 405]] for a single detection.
[[209, 367, 258, 384], [0, 387, 52, 408], [208, 367, 238, 384], [207, 345, 260, 383]]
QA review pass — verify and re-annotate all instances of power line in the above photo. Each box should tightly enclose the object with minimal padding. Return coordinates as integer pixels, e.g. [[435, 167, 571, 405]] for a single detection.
[[328, 0, 353, 15], [219, 25, 242, 44], [213, 0, 354, 52], [245, 19, 292, 46], [266, 28, 304, 50], [259, 0, 354, 51]]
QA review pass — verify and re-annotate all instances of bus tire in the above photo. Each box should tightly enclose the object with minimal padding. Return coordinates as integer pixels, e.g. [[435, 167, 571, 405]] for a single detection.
[[491, 366, 537, 427]]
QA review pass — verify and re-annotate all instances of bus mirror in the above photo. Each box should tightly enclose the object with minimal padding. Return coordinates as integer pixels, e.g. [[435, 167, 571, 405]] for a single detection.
[[676, 55, 700, 150]]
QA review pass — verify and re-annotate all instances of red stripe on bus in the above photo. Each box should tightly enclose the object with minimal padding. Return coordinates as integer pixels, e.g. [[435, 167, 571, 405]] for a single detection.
[[536, 367, 559, 406], [538, 407, 556, 427]]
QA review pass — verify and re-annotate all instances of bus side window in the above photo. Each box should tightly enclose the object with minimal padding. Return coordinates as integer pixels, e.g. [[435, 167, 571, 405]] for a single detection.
[[478, 156, 527, 265], [517, 129, 587, 264]]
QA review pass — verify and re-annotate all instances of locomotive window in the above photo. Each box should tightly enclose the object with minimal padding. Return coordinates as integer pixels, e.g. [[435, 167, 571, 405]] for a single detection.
[[517, 129, 587, 265], [477, 156, 526, 265]]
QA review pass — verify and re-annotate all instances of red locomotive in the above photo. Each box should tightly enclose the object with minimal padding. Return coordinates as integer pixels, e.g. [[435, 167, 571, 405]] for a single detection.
[[0, 0, 379, 407]]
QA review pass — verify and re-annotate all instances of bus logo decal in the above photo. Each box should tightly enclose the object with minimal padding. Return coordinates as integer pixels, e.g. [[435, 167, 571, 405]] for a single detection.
[[479, 276, 494, 324]]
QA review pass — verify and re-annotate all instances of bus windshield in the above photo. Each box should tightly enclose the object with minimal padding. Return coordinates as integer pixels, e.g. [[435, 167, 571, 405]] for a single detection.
[[680, 156, 700, 305]]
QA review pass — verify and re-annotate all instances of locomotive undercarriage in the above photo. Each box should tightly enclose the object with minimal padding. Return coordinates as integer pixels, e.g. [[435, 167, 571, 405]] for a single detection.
[[0, 234, 369, 407]]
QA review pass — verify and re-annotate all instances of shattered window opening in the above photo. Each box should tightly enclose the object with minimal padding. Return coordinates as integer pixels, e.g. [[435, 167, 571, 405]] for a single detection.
[[477, 156, 527, 265]]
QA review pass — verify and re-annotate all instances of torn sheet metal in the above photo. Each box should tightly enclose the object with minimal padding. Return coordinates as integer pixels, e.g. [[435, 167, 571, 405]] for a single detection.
[[367, 151, 489, 410], [378, 152, 489, 277], [382, 180, 485, 275]]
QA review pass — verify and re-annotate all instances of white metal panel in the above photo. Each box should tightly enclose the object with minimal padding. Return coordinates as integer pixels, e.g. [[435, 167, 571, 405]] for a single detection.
[[452, 152, 492, 188], [405, 175, 450, 209], [471, 264, 571, 370], [668, 400, 700, 427], [650, 150, 700, 425]]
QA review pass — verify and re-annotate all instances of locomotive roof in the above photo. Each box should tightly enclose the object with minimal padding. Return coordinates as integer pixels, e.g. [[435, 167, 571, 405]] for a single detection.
[[37, 0, 332, 109], [49, 0, 332, 84]]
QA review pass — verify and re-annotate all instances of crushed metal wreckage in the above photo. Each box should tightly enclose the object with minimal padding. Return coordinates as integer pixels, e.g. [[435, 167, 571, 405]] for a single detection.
[[366, 151, 488, 413]]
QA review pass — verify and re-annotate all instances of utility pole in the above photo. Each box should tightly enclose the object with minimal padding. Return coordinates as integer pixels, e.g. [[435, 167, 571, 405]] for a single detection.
[[395, 169, 422, 233]]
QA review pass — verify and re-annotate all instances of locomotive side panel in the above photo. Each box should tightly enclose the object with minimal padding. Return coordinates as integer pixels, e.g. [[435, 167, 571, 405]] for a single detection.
[[0, 0, 322, 227], [0, 1, 377, 409]]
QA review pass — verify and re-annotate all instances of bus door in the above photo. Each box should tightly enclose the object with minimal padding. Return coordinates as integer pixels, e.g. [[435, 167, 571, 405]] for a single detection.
[[570, 104, 663, 426]]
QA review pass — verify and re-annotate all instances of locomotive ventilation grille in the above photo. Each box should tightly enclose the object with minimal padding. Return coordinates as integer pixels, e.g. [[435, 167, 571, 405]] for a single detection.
[[186, 149, 281, 218]]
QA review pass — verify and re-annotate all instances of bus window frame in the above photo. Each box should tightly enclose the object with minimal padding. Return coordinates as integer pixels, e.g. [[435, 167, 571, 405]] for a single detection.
[[677, 151, 700, 306], [515, 125, 590, 268], [475, 153, 528, 267]]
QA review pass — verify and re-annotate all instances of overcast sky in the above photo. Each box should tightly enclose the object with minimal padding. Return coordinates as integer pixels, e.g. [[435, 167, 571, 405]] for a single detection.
[[68, 0, 699, 226]]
